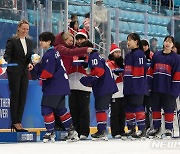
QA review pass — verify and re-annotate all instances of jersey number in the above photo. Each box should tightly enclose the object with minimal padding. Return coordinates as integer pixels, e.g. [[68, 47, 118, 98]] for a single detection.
[[91, 59, 98, 65], [139, 58, 144, 65]]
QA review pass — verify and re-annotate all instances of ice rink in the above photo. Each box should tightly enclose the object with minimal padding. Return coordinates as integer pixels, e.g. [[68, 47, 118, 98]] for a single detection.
[[1, 139, 180, 154]]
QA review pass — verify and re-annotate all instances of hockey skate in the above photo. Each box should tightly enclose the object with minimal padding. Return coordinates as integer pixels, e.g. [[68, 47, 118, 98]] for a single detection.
[[131, 129, 146, 140], [91, 130, 108, 141], [161, 129, 172, 139], [65, 125, 79, 142], [121, 128, 136, 140], [147, 128, 161, 139], [43, 131, 56, 143]]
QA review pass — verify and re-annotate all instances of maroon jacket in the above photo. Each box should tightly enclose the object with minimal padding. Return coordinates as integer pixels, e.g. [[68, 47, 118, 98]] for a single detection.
[[54, 32, 88, 73]]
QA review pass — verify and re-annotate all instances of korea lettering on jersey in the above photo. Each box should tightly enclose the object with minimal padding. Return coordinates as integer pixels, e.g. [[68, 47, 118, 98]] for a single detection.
[[147, 51, 180, 98], [123, 49, 147, 95]]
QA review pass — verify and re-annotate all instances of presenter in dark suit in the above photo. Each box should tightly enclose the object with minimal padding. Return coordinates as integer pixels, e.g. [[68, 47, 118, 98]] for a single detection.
[[4, 19, 34, 132]]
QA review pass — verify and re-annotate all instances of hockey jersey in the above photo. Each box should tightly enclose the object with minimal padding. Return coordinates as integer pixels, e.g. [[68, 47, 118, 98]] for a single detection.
[[107, 60, 123, 98], [123, 48, 147, 95], [147, 50, 180, 98], [80, 51, 118, 98], [32, 47, 70, 96]]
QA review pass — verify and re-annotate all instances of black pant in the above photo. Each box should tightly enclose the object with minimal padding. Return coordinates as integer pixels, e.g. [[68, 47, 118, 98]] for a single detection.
[[7, 71, 28, 124], [110, 97, 125, 136], [69, 90, 90, 137]]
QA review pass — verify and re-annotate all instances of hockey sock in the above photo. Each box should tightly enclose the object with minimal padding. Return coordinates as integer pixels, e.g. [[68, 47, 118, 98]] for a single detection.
[[58, 108, 72, 130], [134, 105, 146, 130], [152, 111, 161, 129], [43, 112, 55, 132], [135, 112, 146, 131], [125, 105, 136, 129], [96, 111, 107, 132], [125, 112, 136, 129], [42, 106, 55, 132], [164, 111, 174, 130]]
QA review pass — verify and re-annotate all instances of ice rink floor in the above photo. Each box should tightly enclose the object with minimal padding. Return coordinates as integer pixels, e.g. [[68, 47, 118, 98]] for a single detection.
[[1, 139, 180, 154]]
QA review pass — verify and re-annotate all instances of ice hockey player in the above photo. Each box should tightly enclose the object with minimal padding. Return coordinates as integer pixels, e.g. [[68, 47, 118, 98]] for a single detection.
[[121, 33, 147, 140], [31, 32, 79, 142], [80, 41, 118, 141], [147, 36, 180, 139]]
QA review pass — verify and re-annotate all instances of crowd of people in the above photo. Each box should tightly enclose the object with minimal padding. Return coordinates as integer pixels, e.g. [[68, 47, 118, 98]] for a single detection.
[[1, 0, 180, 143]]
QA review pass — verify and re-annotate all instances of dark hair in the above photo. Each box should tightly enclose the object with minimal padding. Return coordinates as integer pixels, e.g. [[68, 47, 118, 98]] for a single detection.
[[164, 36, 175, 44], [108, 54, 124, 68], [127, 33, 143, 50], [150, 37, 158, 44], [85, 12, 90, 18], [70, 20, 78, 29], [75, 34, 87, 40], [39, 32, 55, 46], [141, 39, 149, 47], [81, 40, 93, 48], [174, 41, 180, 55], [71, 14, 77, 21]]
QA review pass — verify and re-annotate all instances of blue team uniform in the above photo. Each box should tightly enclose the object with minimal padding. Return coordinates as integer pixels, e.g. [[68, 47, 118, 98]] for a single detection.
[[80, 51, 118, 98], [32, 47, 73, 133], [123, 48, 147, 132], [147, 50, 180, 98], [80, 51, 118, 133], [33, 47, 70, 96], [123, 48, 147, 95], [147, 50, 180, 130]]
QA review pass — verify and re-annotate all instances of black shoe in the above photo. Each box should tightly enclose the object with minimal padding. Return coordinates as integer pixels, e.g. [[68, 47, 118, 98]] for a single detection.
[[80, 135, 88, 140], [112, 134, 121, 139], [91, 130, 108, 141], [11, 124, 28, 132]]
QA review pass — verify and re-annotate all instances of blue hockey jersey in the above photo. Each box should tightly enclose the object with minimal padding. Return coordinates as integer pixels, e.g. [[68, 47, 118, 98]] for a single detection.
[[32, 47, 70, 96], [123, 48, 147, 95], [80, 51, 118, 98], [147, 50, 180, 98]]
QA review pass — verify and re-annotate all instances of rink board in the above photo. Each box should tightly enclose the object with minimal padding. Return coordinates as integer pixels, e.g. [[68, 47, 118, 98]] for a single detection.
[[0, 132, 37, 142]]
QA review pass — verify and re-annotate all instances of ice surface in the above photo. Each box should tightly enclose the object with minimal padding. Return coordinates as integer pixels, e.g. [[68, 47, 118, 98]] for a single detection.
[[0, 139, 180, 154]]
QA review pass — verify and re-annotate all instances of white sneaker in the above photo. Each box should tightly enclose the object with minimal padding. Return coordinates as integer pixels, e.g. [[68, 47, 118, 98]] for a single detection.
[[80, 135, 88, 140], [113, 134, 121, 139]]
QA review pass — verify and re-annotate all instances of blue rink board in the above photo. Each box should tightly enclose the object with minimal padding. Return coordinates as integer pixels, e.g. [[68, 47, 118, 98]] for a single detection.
[[0, 79, 105, 129], [0, 132, 37, 142]]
